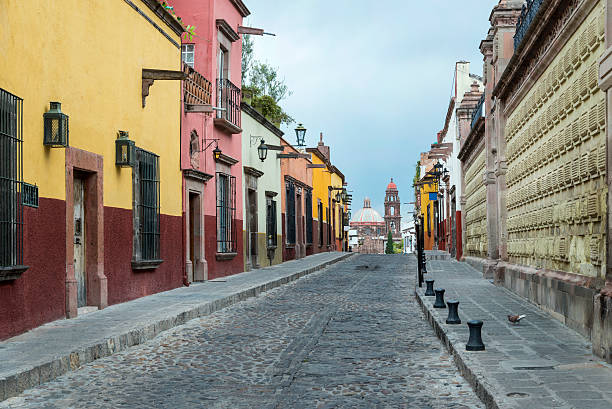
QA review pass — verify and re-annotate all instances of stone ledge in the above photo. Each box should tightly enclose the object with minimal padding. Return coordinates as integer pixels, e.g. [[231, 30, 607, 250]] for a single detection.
[[0, 252, 355, 402]]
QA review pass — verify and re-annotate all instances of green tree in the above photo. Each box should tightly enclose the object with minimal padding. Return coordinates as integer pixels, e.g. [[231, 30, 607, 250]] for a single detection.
[[241, 34, 254, 83], [249, 62, 292, 103], [385, 231, 395, 254]]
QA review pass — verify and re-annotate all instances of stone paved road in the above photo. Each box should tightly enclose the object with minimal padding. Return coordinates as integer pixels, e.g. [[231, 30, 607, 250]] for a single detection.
[[1, 255, 483, 408]]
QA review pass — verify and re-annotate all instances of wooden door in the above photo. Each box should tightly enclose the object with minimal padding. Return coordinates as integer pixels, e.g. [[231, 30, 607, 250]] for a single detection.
[[73, 178, 86, 308], [248, 190, 258, 266]]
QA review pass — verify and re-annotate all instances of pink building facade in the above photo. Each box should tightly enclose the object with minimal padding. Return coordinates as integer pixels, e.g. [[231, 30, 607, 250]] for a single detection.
[[173, 0, 250, 281]]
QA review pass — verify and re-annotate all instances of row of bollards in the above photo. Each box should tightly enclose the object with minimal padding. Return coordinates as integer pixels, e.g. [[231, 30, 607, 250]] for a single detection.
[[424, 279, 485, 351]]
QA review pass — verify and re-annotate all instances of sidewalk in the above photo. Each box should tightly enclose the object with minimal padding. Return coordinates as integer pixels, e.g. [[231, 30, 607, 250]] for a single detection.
[[0, 252, 353, 402], [416, 257, 612, 409]]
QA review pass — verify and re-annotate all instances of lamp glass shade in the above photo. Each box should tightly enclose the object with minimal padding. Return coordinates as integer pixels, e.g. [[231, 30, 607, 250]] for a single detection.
[[43, 102, 69, 147], [213, 145, 222, 160], [115, 131, 135, 167], [294, 123, 306, 146], [257, 139, 268, 162]]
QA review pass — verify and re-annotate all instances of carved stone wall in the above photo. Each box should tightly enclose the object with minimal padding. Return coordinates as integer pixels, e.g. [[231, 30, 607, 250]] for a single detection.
[[505, 2, 607, 278], [464, 146, 487, 257]]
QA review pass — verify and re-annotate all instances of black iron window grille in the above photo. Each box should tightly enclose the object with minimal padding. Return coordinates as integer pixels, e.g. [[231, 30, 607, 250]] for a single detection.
[[216, 172, 237, 253], [514, 0, 543, 50], [135, 149, 161, 262], [22, 183, 38, 208], [216, 78, 241, 128], [318, 201, 323, 246], [471, 94, 485, 130], [286, 181, 296, 245], [266, 197, 277, 248], [305, 189, 313, 244], [0, 89, 24, 270]]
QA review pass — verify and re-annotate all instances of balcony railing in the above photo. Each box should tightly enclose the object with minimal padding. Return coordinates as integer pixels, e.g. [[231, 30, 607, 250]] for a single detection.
[[215, 78, 241, 133], [470, 94, 485, 130], [183, 64, 212, 107], [514, 0, 543, 50]]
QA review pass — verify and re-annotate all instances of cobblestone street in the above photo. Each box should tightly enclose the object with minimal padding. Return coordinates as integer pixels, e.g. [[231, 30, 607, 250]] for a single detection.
[[1, 255, 482, 409]]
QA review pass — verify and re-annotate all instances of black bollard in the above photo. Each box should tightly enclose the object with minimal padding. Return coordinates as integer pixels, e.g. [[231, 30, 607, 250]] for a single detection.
[[446, 300, 461, 324], [425, 279, 435, 296], [466, 320, 485, 351], [433, 288, 446, 308]]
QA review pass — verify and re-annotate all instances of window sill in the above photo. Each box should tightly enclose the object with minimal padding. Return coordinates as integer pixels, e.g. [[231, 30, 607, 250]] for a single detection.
[[0, 265, 29, 281], [285, 244, 296, 249], [216, 252, 237, 261], [132, 259, 164, 271]]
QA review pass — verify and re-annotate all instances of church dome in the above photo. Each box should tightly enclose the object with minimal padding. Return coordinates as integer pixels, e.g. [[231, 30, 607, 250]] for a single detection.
[[351, 198, 384, 224], [387, 178, 397, 190]]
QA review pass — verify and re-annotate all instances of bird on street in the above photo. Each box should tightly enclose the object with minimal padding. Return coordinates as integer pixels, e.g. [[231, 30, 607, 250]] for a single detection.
[[508, 314, 526, 324]]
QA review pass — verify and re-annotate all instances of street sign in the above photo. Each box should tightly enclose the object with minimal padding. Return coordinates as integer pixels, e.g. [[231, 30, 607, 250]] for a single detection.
[[429, 192, 438, 201]]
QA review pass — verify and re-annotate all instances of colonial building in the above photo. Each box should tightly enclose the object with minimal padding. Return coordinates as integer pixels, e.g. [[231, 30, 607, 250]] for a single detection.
[[280, 139, 313, 261], [0, 0, 185, 339], [240, 102, 283, 269], [384, 178, 402, 242], [173, 0, 250, 280], [350, 198, 386, 254], [454, 0, 612, 363]]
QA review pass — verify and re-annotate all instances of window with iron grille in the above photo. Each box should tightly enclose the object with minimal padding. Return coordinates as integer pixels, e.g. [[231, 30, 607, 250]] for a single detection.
[[0, 89, 24, 270], [133, 148, 161, 263], [318, 201, 323, 247], [305, 189, 313, 244], [216, 172, 237, 253], [266, 196, 277, 248], [285, 181, 296, 245]]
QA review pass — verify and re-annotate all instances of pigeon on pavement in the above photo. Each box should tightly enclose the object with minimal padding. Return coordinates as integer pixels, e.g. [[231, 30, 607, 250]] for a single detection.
[[508, 314, 526, 324]]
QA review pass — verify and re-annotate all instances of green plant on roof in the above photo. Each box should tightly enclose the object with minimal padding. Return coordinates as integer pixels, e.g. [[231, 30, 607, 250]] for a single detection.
[[157, 0, 198, 41]]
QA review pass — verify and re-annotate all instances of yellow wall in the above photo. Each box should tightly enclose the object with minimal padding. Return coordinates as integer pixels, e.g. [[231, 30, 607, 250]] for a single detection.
[[505, 1, 606, 277], [419, 181, 437, 250], [330, 171, 344, 239], [310, 154, 331, 222], [1, 0, 183, 216]]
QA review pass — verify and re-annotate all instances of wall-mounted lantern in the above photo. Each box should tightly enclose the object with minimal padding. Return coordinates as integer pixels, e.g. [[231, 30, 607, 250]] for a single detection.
[[295, 123, 307, 147], [257, 139, 268, 162], [115, 130, 136, 167], [213, 143, 222, 160], [43, 102, 69, 147]]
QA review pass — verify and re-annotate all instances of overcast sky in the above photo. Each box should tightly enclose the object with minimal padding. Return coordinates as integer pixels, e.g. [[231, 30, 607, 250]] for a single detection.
[[245, 0, 499, 220]]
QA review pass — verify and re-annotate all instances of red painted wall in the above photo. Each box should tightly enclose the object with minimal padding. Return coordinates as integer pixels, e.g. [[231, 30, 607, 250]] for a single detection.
[[0, 198, 66, 340], [204, 214, 244, 279], [104, 207, 183, 306]]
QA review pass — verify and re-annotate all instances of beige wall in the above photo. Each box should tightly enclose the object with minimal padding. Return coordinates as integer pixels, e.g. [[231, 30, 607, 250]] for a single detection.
[[505, 2, 606, 277], [464, 146, 487, 258]]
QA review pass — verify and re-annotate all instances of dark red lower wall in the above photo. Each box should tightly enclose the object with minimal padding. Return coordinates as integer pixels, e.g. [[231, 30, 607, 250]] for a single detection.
[[204, 214, 244, 280], [104, 207, 183, 305], [0, 198, 66, 341]]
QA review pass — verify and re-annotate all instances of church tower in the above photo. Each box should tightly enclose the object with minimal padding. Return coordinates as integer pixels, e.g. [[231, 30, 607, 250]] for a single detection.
[[384, 178, 401, 239]]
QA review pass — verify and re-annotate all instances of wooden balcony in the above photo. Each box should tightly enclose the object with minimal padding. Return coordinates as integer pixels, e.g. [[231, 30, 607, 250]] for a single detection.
[[183, 64, 212, 113]]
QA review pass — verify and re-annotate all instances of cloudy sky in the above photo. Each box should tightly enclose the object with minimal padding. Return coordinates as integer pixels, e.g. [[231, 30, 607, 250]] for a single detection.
[[244, 0, 499, 219]]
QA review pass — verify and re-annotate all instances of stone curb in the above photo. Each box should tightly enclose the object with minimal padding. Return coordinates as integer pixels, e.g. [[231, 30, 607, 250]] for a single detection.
[[415, 286, 501, 409], [0, 253, 355, 402]]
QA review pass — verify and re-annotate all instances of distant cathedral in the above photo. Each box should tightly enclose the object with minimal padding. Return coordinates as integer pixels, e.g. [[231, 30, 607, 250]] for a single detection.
[[384, 178, 401, 240], [350, 178, 402, 253]]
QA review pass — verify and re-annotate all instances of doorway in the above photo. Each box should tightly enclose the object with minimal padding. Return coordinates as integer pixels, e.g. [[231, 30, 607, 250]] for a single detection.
[[73, 177, 86, 308], [247, 189, 258, 269]]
